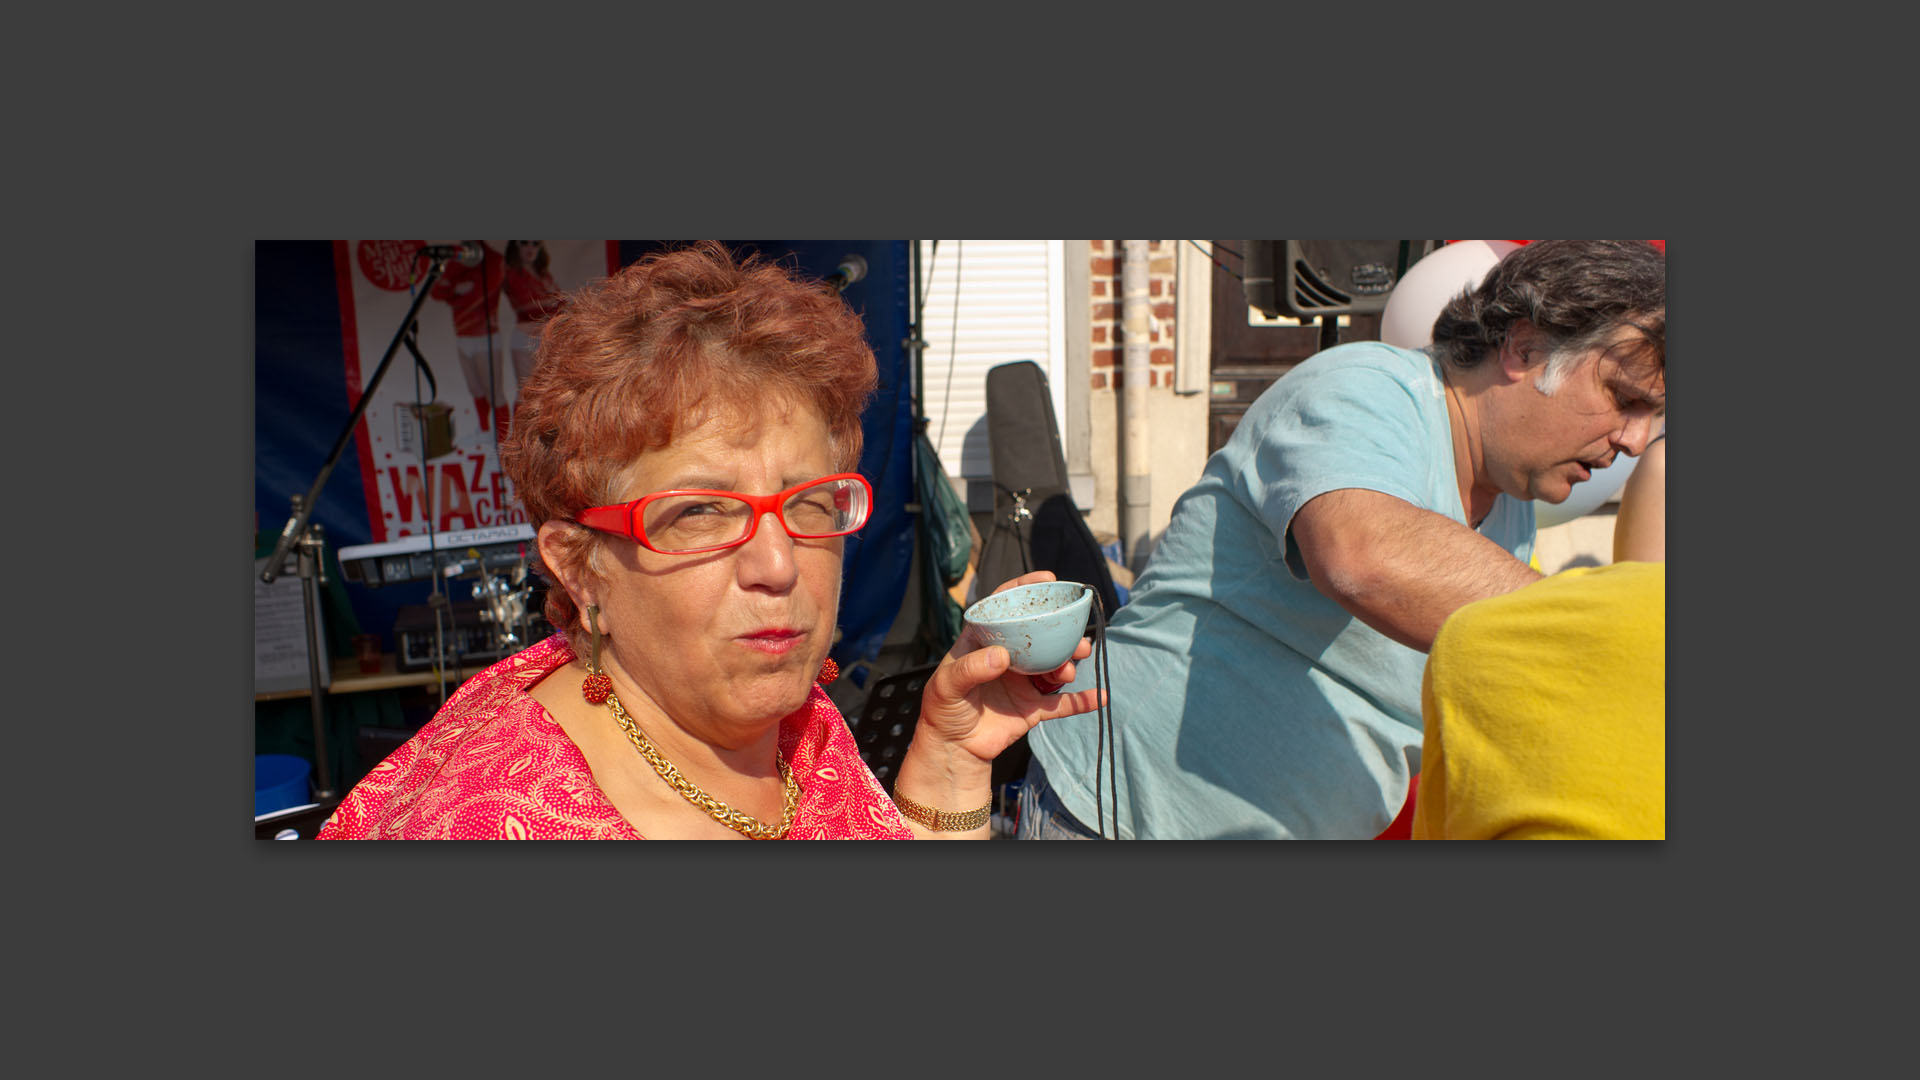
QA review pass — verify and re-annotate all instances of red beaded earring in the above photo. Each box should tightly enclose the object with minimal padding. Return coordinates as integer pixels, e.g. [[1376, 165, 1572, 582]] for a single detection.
[[817, 657, 839, 685], [581, 603, 613, 705]]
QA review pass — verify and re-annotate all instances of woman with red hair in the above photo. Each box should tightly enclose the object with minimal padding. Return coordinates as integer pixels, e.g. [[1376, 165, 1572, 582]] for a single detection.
[[321, 242, 1100, 839]]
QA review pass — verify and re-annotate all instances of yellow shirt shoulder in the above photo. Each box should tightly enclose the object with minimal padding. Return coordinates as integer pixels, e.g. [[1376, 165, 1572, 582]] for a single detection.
[[1412, 562, 1664, 840]]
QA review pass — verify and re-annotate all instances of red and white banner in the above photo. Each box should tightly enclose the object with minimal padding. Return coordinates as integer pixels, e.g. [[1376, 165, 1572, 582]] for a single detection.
[[333, 240, 620, 541]]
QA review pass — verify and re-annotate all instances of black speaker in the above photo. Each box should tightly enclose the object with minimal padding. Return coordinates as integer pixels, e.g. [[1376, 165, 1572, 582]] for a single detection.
[[1242, 240, 1438, 318]]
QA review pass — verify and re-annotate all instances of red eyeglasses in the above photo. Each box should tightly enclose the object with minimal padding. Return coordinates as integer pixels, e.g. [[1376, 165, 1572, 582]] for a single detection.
[[576, 473, 873, 555]]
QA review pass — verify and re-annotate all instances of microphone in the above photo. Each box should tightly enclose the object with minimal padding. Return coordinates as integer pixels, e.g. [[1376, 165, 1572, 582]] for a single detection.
[[416, 242, 484, 268], [825, 253, 868, 292]]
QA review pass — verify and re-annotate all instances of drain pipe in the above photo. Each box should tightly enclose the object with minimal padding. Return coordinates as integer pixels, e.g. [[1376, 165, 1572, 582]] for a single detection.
[[1120, 240, 1152, 574]]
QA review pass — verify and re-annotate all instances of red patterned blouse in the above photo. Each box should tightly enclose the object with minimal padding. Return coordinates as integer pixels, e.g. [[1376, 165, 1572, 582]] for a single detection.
[[318, 635, 913, 840]]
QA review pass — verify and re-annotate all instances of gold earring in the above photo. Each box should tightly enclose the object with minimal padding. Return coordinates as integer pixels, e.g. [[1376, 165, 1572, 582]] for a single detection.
[[581, 603, 613, 704]]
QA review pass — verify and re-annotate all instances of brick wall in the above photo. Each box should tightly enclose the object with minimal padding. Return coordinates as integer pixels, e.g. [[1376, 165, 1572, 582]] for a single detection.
[[1080, 240, 1212, 558], [1087, 240, 1179, 391]]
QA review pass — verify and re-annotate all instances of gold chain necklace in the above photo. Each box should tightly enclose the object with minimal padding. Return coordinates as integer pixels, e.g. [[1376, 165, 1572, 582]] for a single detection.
[[600, 689, 800, 840]]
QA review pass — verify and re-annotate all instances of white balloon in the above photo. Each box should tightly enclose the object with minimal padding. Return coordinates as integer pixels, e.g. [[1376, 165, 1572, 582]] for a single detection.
[[1535, 453, 1638, 529], [1379, 240, 1522, 348]]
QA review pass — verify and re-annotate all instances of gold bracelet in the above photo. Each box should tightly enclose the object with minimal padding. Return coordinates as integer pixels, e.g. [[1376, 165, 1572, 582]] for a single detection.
[[892, 790, 992, 832]]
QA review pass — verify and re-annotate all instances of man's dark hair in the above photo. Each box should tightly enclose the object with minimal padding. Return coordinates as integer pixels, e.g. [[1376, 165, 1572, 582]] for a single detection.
[[1428, 240, 1665, 379]]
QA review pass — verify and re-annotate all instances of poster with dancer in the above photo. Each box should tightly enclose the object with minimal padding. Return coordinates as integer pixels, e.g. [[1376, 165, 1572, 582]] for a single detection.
[[335, 240, 619, 541]]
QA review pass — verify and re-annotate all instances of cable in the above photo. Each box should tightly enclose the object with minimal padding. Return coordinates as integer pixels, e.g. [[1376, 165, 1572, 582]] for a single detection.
[[403, 260, 468, 706], [1188, 239, 1245, 281], [935, 240, 963, 451], [402, 269, 450, 705], [1088, 587, 1116, 839]]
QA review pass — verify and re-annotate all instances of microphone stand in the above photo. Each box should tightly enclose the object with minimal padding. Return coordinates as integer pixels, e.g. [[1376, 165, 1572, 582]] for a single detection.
[[260, 252, 457, 800], [278, 493, 336, 799]]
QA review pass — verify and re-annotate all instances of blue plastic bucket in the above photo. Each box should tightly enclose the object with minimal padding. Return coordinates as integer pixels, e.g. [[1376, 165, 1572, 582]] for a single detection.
[[255, 754, 312, 817]]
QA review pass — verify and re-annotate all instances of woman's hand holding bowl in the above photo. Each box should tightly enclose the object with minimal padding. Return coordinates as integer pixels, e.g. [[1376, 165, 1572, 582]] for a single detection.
[[915, 571, 1105, 764]]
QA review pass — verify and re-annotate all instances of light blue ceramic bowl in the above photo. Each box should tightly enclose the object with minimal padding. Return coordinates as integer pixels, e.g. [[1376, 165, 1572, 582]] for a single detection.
[[962, 581, 1094, 675]]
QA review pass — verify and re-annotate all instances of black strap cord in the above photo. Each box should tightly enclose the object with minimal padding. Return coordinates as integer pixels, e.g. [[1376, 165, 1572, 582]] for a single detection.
[[403, 265, 461, 701], [975, 489, 1118, 838], [1088, 587, 1117, 839]]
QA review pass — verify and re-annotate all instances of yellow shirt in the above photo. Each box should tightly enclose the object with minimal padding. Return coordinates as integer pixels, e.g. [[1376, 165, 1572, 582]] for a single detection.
[[1412, 562, 1665, 840]]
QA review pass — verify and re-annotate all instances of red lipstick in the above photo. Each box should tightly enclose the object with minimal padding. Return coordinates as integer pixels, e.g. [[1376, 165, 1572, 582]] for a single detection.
[[739, 628, 802, 655]]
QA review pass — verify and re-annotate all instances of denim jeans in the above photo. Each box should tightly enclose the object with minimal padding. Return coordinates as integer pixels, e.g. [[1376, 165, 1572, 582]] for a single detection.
[[1015, 756, 1105, 839]]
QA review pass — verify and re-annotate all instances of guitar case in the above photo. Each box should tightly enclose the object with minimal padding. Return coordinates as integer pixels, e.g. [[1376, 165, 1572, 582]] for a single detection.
[[972, 360, 1121, 790]]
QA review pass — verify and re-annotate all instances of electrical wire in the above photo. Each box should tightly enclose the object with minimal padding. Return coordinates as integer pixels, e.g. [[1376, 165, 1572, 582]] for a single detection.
[[402, 268, 446, 703], [935, 240, 963, 451], [405, 252, 473, 702], [1089, 589, 1116, 839], [1188, 239, 1245, 281], [468, 243, 507, 680]]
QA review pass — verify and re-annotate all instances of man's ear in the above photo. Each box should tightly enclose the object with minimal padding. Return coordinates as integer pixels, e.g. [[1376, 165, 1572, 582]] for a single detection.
[[1497, 321, 1542, 383], [536, 520, 595, 630]]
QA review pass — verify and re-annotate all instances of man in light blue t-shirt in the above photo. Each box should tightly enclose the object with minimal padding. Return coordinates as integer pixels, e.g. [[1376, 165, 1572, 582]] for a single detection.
[[1021, 239, 1667, 839]]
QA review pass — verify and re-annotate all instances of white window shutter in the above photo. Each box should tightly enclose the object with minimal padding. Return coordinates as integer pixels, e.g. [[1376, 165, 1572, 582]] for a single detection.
[[915, 240, 1067, 497]]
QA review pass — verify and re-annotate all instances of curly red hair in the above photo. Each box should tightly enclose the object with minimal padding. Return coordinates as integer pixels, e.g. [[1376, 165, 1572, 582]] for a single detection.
[[500, 241, 878, 650]]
